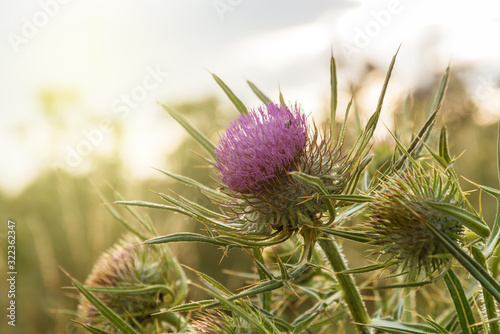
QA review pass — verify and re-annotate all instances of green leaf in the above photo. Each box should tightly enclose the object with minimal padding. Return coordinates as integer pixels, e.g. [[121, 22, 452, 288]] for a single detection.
[[352, 46, 400, 163], [168, 299, 215, 313], [94, 188, 146, 240], [81, 324, 113, 334], [145, 232, 231, 247], [424, 200, 490, 238], [369, 319, 439, 334], [85, 284, 174, 297], [247, 80, 271, 103], [161, 104, 216, 159], [394, 67, 449, 170], [157, 192, 235, 232], [423, 318, 450, 334], [201, 287, 277, 333], [320, 194, 375, 203], [154, 168, 232, 202], [72, 279, 138, 334], [279, 86, 286, 106], [342, 263, 386, 274], [289, 171, 336, 223], [424, 221, 500, 304], [115, 200, 188, 216], [190, 267, 234, 297], [439, 123, 452, 165], [443, 269, 478, 334], [319, 227, 373, 244], [410, 66, 450, 159], [385, 124, 418, 167], [211, 73, 247, 115], [474, 183, 500, 258], [330, 53, 338, 138]]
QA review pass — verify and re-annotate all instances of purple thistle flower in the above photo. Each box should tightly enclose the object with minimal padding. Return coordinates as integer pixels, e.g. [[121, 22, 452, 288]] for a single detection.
[[213, 101, 350, 234], [214, 102, 308, 193]]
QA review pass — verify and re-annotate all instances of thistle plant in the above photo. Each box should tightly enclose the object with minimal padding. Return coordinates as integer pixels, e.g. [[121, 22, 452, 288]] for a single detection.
[[71, 50, 500, 334], [214, 101, 350, 234], [366, 165, 464, 279], [75, 234, 187, 333]]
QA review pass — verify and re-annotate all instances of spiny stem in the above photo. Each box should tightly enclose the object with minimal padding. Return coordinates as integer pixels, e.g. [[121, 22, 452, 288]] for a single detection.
[[252, 248, 272, 311], [318, 235, 372, 334]]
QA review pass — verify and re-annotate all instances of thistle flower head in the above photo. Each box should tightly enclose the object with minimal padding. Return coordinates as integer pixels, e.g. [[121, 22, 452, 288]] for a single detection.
[[77, 234, 186, 332], [214, 102, 308, 193], [214, 102, 351, 234], [366, 166, 464, 279]]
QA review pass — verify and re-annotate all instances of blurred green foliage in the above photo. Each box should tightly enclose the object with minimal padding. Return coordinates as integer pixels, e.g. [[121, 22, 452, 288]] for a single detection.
[[0, 66, 498, 334]]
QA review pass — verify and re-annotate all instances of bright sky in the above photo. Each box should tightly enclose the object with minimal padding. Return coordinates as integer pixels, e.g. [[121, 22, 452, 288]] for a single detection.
[[1, 0, 500, 195]]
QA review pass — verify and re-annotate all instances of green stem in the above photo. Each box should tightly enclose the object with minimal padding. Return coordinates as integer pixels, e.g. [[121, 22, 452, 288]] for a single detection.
[[318, 235, 372, 334], [252, 248, 272, 311], [471, 247, 500, 334]]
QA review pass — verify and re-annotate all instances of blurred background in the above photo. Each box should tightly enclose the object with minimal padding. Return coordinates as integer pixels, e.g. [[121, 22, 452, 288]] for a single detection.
[[1, 0, 500, 333]]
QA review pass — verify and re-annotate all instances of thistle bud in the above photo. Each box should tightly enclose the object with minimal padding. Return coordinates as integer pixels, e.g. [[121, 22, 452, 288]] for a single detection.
[[366, 166, 464, 279], [77, 234, 186, 332], [214, 102, 350, 234]]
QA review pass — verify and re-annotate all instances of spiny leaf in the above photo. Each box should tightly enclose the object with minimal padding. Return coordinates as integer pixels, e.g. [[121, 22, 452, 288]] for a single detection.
[[369, 319, 439, 334], [81, 323, 113, 334], [424, 221, 500, 304], [188, 266, 234, 297], [439, 122, 452, 165], [162, 104, 216, 159], [247, 80, 271, 103], [85, 284, 174, 297], [115, 200, 188, 216], [424, 200, 490, 238], [320, 227, 373, 244], [154, 168, 232, 202], [394, 67, 449, 170], [72, 279, 138, 334], [469, 181, 500, 257], [145, 232, 231, 247], [279, 86, 286, 106], [411, 66, 450, 159], [443, 270, 478, 334], [211, 73, 247, 115], [423, 318, 450, 334], [201, 286, 277, 333], [289, 171, 336, 223], [320, 194, 375, 203], [330, 53, 338, 138]]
